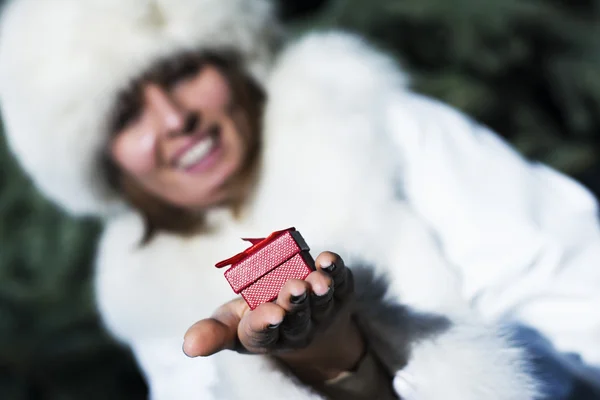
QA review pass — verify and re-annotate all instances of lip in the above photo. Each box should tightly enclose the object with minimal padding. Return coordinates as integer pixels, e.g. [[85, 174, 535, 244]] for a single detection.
[[170, 129, 211, 167], [184, 144, 222, 174]]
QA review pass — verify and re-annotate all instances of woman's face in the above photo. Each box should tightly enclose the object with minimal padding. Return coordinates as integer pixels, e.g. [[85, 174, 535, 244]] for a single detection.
[[110, 66, 247, 210]]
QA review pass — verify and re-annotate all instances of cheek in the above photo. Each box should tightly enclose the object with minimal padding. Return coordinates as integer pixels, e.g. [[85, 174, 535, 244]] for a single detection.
[[111, 129, 157, 176], [203, 79, 230, 110]]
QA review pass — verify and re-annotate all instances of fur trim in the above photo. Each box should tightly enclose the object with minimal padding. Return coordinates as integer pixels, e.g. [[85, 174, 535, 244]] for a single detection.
[[394, 321, 540, 399], [0, 0, 280, 216], [250, 31, 412, 250]]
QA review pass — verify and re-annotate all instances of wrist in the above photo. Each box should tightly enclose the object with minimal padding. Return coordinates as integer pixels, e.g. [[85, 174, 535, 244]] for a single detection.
[[321, 343, 368, 381], [320, 347, 398, 400], [289, 346, 368, 383]]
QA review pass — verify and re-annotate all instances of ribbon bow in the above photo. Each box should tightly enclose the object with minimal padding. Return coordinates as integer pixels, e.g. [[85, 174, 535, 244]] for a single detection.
[[215, 227, 296, 268]]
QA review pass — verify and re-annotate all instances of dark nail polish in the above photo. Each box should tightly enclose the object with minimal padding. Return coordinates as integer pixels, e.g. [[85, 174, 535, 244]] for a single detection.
[[290, 292, 307, 304], [322, 262, 337, 273]]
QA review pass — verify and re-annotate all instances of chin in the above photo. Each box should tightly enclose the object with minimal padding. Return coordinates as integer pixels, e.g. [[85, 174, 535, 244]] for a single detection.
[[188, 188, 232, 211]]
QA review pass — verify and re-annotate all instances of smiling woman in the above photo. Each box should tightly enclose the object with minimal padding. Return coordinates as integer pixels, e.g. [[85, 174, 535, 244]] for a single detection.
[[103, 51, 265, 240], [2, 0, 600, 399]]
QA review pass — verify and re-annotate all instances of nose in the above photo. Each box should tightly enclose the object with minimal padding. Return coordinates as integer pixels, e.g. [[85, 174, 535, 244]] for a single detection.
[[143, 84, 198, 136]]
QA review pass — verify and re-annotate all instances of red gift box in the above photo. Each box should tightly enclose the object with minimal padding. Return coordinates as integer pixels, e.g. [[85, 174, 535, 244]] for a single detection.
[[215, 228, 316, 310]]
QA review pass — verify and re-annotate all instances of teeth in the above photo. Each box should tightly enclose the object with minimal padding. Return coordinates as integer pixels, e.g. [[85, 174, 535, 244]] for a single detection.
[[178, 137, 214, 168]]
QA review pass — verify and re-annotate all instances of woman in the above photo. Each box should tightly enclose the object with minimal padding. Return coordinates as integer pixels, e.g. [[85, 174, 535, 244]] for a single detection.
[[0, 0, 597, 398]]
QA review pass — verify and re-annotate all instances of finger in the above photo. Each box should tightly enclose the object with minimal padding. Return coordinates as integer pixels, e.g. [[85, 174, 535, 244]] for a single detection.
[[304, 271, 334, 323], [276, 279, 311, 312], [238, 302, 285, 353], [276, 279, 313, 348], [183, 298, 247, 357], [315, 252, 353, 301]]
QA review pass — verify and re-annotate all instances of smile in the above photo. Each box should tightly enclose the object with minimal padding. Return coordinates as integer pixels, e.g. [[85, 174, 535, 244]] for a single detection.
[[173, 125, 222, 172]]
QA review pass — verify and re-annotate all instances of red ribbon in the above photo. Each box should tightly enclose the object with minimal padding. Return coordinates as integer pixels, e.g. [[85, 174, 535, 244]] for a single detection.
[[215, 227, 296, 268]]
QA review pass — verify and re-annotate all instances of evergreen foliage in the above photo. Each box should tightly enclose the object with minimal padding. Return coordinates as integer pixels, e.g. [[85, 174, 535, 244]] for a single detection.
[[294, 0, 600, 175]]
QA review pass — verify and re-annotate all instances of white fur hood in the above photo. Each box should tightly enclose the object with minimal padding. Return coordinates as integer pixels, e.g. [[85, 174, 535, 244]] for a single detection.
[[0, 0, 280, 216]]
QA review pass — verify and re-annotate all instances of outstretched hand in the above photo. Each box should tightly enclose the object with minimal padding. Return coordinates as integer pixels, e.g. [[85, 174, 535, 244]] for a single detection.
[[183, 252, 365, 382]]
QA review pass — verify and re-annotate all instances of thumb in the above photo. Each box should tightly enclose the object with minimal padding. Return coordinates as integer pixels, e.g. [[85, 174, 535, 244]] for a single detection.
[[183, 298, 248, 357]]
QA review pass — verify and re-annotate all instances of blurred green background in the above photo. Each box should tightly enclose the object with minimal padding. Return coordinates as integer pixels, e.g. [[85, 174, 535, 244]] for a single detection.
[[1, 0, 600, 398]]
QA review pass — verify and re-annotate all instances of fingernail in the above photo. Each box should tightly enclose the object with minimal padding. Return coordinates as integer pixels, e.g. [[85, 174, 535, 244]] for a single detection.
[[268, 322, 281, 330], [316, 286, 332, 297], [321, 262, 337, 273], [290, 292, 307, 304]]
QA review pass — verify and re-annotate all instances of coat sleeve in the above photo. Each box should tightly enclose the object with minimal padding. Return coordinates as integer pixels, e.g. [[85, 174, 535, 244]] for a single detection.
[[393, 317, 540, 400], [387, 91, 600, 369]]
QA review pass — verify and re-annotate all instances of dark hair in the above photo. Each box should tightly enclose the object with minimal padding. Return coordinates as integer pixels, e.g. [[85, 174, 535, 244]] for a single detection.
[[102, 49, 266, 244]]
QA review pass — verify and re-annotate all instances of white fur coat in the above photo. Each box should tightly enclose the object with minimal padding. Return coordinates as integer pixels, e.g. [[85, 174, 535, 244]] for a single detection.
[[94, 31, 541, 399]]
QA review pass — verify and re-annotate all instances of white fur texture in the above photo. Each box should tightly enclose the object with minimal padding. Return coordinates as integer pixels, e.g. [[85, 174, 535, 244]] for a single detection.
[[394, 322, 538, 399], [94, 32, 540, 399], [0, 0, 279, 216]]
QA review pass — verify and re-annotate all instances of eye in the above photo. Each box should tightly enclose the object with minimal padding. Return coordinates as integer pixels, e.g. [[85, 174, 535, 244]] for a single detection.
[[111, 87, 142, 133], [151, 53, 204, 89]]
